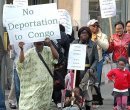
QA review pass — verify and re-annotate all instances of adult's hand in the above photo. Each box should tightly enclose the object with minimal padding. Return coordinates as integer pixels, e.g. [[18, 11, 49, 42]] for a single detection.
[[87, 68, 94, 74], [44, 38, 52, 47], [8, 44, 12, 50], [18, 42, 25, 50], [18, 42, 25, 63]]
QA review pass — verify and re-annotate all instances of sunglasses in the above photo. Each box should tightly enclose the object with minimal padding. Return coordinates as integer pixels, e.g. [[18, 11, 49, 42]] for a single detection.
[[91, 25, 98, 27], [35, 42, 44, 45]]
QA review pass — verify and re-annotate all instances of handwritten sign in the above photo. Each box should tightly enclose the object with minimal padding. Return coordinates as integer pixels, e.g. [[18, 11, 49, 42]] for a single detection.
[[67, 44, 86, 70], [99, 0, 116, 18], [3, 3, 60, 44], [13, 0, 28, 6], [58, 9, 72, 35]]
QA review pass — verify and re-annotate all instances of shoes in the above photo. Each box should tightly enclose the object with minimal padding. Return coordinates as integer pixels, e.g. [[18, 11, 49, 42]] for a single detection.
[[57, 103, 62, 108], [9, 103, 17, 109]]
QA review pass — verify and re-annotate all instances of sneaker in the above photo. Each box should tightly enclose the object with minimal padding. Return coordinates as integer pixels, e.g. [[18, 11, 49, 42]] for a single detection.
[[9, 103, 17, 109], [57, 103, 62, 108]]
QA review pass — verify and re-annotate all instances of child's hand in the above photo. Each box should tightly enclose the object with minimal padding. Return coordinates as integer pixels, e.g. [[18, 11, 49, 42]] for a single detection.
[[70, 96, 75, 101], [108, 79, 114, 83], [112, 79, 115, 83]]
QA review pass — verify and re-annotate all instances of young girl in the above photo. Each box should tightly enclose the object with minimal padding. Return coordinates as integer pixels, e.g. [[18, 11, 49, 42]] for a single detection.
[[107, 57, 130, 110]]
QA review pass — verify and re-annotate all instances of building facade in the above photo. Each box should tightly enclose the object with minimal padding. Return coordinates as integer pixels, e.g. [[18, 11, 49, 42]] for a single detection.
[[1, 0, 130, 74], [57, 0, 130, 35], [0, 0, 130, 106], [4, 0, 130, 35]]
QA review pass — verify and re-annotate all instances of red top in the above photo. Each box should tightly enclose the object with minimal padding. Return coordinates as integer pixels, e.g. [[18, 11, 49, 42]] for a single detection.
[[108, 33, 130, 62], [107, 68, 130, 90]]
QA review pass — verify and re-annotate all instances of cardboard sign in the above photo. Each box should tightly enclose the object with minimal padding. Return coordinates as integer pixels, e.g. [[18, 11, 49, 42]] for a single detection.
[[3, 3, 60, 44], [99, 0, 116, 18], [58, 9, 72, 35], [67, 44, 86, 70], [13, 0, 28, 6]]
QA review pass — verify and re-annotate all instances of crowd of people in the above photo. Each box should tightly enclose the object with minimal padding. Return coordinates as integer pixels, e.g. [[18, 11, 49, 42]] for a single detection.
[[0, 20, 130, 110]]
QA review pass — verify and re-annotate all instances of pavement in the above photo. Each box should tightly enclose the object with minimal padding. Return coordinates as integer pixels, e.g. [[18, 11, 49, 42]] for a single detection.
[[5, 83, 114, 110], [99, 83, 113, 110]]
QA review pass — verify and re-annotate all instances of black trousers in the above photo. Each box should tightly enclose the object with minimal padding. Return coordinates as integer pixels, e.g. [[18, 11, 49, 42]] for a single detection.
[[92, 86, 103, 105], [128, 88, 130, 106]]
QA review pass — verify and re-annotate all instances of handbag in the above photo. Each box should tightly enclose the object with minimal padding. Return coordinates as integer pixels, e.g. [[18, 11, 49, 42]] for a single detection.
[[36, 50, 54, 79]]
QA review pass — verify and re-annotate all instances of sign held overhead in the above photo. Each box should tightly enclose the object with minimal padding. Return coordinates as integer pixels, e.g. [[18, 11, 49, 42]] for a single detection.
[[99, 0, 116, 18]]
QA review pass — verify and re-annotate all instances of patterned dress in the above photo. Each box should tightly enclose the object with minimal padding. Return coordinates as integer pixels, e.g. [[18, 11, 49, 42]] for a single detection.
[[17, 46, 56, 110]]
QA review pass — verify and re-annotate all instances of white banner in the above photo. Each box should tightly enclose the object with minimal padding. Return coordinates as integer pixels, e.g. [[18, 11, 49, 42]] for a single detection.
[[99, 0, 116, 18], [13, 0, 28, 6], [58, 9, 72, 35], [67, 44, 86, 70], [3, 3, 60, 44]]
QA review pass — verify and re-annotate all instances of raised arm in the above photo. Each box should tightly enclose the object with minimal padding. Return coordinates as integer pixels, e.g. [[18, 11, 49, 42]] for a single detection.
[[18, 42, 25, 63], [44, 38, 59, 59]]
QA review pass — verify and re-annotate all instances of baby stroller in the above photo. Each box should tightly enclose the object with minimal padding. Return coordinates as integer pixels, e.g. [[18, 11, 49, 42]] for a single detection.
[[79, 70, 103, 110]]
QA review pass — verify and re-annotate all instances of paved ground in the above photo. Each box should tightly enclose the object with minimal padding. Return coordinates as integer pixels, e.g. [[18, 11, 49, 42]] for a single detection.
[[99, 83, 113, 110], [5, 83, 114, 110]]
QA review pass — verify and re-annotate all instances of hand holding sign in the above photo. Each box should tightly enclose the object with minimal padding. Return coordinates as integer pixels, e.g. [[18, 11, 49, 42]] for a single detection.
[[18, 42, 25, 50], [44, 38, 52, 47]]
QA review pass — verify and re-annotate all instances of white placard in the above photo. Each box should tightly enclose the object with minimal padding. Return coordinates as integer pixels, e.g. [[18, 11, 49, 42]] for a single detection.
[[58, 9, 72, 35], [13, 0, 28, 6], [3, 3, 60, 44], [99, 0, 116, 18], [67, 44, 86, 70]]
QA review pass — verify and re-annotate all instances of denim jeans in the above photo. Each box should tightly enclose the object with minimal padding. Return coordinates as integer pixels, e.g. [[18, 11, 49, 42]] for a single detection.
[[0, 85, 6, 110], [14, 69, 20, 103], [96, 59, 104, 84]]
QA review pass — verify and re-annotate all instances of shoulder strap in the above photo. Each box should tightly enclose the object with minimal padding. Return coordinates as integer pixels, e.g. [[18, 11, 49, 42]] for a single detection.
[[36, 50, 54, 79]]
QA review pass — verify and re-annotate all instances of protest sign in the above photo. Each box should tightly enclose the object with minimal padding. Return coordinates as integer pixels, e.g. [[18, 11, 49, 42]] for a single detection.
[[58, 9, 72, 35], [13, 0, 28, 6], [99, 0, 116, 18], [67, 44, 86, 70], [3, 3, 60, 44]]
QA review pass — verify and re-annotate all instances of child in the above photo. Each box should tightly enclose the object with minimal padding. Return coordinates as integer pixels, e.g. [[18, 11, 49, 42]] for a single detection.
[[107, 57, 130, 110], [65, 70, 74, 91], [63, 87, 83, 109]]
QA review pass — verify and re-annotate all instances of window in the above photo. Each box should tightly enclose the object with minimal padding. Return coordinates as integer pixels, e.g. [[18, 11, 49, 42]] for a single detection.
[[6, 0, 13, 4], [89, 0, 127, 35], [8, 0, 52, 5]]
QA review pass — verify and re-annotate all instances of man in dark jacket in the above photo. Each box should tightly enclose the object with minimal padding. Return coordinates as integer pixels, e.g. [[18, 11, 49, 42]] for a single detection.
[[52, 24, 70, 108]]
